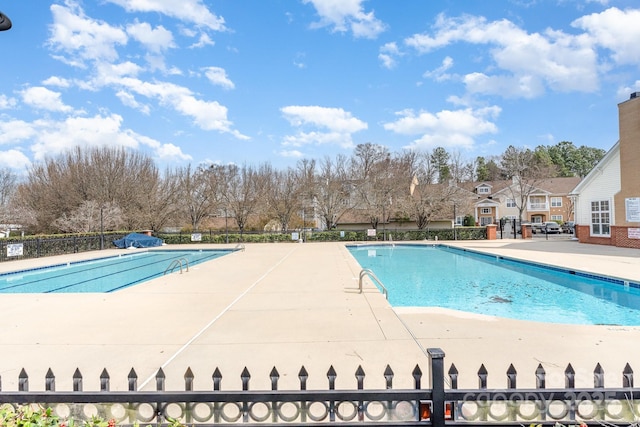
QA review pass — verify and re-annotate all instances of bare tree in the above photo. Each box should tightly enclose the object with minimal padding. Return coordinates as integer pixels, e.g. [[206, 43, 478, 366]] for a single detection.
[[0, 167, 18, 225], [350, 143, 391, 229], [500, 145, 556, 223], [407, 182, 468, 229], [315, 155, 353, 229], [174, 164, 223, 231], [53, 200, 123, 233], [221, 164, 266, 236], [264, 166, 301, 232], [350, 144, 415, 232], [16, 146, 161, 233]]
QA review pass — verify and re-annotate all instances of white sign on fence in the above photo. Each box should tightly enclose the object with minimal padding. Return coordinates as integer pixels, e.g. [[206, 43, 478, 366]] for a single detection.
[[291, 232, 299, 241], [367, 229, 376, 237], [629, 228, 640, 239], [7, 243, 23, 257], [191, 233, 202, 242]]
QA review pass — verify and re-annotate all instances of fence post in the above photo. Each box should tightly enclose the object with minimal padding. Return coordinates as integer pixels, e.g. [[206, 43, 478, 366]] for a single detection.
[[428, 348, 446, 427]]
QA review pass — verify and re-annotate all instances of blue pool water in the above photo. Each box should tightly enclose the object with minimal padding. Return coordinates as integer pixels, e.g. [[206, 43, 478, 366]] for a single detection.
[[0, 249, 233, 293], [348, 244, 640, 325]]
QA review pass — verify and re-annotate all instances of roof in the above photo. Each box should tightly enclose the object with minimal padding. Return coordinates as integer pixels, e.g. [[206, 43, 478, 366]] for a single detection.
[[571, 141, 619, 195]]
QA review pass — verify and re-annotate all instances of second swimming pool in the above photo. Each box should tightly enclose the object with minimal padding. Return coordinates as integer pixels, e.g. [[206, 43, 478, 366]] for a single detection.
[[0, 249, 233, 293], [348, 244, 640, 326]]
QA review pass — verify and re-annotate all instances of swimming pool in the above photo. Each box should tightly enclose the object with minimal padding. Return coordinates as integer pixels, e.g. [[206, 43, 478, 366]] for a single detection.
[[348, 244, 640, 326], [0, 249, 233, 293]]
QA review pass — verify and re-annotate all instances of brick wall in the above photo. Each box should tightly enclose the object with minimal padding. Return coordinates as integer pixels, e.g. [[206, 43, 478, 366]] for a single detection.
[[576, 224, 640, 249], [576, 225, 611, 246], [612, 226, 640, 249]]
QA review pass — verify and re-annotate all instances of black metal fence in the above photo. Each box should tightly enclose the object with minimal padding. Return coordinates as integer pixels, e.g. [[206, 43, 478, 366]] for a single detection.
[[0, 233, 127, 263], [1, 349, 638, 426]]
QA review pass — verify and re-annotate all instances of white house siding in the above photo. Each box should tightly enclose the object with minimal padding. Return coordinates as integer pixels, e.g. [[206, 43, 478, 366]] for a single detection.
[[574, 148, 620, 227]]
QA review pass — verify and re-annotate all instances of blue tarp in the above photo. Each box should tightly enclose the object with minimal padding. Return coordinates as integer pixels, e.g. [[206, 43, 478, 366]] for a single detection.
[[113, 233, 162, 249]]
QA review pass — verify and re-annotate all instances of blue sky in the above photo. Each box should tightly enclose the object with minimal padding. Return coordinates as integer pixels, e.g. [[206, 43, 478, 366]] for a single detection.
[[1, 0, 639, 175]]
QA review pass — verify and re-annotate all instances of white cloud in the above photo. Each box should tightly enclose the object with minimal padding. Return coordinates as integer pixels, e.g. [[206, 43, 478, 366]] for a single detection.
[[0, 113, 190, 164], [84, 64, 247, 138], [281, 105, 367, 133], [383, 106, 501, 151], [203, 66, 235, 89], [42, 76, 71, 88], [105, 0, 226, 31], [463, 72, 545, 99], [279, 149, 304, 158], [153, 142, 192, 161], [189, 32, 215, 49], [0, 149, 31, 171], [20, 87, 74, 113], [116, 90, 151, 114], [0, 120, 37, 144], [281, 106, 367, 149], [0, 95, 17, 109], [572, 7, 640, 65], [303, 0, 386, 39], [423, 56, 454, 82], [48, 3, 128, 65], [617, 80, 640, 100], [126, 21, 175, 53], [404, 13, 600, 97], [378, 42, 401, 69]]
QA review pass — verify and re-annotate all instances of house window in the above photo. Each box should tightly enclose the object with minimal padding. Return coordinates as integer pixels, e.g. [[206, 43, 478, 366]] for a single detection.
[[551, 215, 563, 221], [551, 197, 562, 207], [481, 207, 491, 214], [506, 198, 516, 208], [478, 187, 490, 194], [591, 200, 610, 236]]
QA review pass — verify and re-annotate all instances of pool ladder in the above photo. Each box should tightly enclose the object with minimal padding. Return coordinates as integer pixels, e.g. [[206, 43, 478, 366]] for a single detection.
[[358, 269, 388, 300], [164, 258, 190, 275]]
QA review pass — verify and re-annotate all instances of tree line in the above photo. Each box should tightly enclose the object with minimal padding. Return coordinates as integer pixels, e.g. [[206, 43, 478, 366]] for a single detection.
[[0, 141, 605, 235]]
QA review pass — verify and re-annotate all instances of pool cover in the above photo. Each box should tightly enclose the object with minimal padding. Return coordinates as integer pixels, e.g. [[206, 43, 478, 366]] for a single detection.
[[113, 233, 163, 249]]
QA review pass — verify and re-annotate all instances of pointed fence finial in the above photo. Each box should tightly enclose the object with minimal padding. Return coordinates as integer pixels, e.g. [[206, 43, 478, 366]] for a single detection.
[[298, 366, 308, 390], [327, 366, 337, 390], [412, 365, 423, 389], [355, 365, 365, 390], [100, 368, 110, 392], [45, 368, 55, 392], [448, 364, 458, 390], [477, 364, 488, 390], [241, 367, 251, 391], [156, 368, 165, 391], [506, 364, 517, 389], [535, 364, 546, 389], [212, 368, 222, 391], [184, 367, 194, 391], [128, 368, 138, 391], [623, 363, 633, 388], [18, 368, 28, 392], [565, 364, 575, 389], [270, 367, 279, 391]]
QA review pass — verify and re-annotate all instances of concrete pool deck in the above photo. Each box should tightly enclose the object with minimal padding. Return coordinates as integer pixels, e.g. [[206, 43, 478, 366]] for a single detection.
[[0, 239, 639, 392]]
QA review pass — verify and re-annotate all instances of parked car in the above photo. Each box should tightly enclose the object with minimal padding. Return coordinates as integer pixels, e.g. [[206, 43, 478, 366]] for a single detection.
[[541, 221, 562, 234], [562, 221, 575, 234]]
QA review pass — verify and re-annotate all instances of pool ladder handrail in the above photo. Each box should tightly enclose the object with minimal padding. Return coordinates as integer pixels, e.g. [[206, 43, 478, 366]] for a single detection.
[[164, 257, 190, 275], [234, 243, 246, 252], [359, 268, 388, 300]]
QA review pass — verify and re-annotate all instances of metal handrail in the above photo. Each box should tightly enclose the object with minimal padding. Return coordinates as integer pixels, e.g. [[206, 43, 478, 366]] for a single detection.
[[163, 257, 189, 275], [358, 268, 388, 300], [234, 243, 245, 252]]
